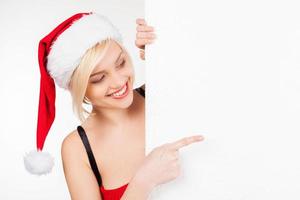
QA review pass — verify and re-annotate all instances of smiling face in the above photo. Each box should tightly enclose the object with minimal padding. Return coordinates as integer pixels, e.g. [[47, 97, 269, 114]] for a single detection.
[[85, 40, 135, 110]]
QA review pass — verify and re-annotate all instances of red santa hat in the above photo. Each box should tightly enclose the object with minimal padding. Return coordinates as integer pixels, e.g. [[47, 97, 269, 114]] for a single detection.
[[23, 12, 123, 175]]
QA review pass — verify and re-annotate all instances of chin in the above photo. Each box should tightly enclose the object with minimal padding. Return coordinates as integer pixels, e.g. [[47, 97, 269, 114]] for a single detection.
[[117, 91, 134, 109]]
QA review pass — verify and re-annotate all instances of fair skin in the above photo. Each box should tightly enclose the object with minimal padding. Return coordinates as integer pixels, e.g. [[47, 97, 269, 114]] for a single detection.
[[61, 18, 204, 200]]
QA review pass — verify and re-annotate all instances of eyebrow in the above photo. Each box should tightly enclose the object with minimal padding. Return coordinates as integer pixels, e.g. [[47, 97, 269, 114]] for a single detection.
[[90, 50, 124, 78]]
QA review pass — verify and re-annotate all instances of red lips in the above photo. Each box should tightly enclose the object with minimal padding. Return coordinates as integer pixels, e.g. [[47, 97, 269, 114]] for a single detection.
[[110, 81, 129, 99]]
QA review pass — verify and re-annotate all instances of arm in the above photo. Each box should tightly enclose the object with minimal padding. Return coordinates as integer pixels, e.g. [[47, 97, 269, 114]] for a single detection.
[[121, 135, 204, 200], [120, 173, 155, 200], [61, 133, 102, 200]]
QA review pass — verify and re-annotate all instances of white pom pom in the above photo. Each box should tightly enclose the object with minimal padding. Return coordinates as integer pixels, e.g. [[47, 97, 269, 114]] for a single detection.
[[23, 150, 55, 176]]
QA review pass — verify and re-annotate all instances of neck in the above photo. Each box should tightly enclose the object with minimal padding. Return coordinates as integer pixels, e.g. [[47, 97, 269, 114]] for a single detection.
[[84, 91, 141, 129], [90, 105, 130, 127], [85, 92, 144, 128]]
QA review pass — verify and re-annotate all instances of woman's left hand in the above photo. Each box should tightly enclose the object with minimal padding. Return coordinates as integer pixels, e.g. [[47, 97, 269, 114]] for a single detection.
[[135, 18, 156, 60]]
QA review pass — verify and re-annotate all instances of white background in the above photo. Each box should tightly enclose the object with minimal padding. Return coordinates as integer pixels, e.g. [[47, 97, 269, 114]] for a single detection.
[[146, 0, 300, 199], [0, 0, 144, 199], [1, 0, 300, 199]]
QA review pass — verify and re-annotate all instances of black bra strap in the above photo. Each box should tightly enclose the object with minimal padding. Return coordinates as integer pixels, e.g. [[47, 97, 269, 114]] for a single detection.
[[77, 125, 102, 187]]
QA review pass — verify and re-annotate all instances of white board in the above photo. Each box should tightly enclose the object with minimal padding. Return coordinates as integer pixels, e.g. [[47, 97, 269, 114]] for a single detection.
[[145, 0, 300, 199]]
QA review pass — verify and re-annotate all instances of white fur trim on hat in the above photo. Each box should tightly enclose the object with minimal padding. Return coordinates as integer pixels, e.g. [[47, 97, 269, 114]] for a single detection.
[[47, 13, 123, 90]]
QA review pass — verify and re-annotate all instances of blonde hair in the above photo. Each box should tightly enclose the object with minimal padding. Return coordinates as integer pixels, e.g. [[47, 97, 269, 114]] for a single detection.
[[68, 38, 133, 123]]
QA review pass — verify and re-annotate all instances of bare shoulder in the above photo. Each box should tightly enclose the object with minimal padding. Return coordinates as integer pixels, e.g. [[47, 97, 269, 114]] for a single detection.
[[61, 129, 81, 150], [61, 129, 102, 200], [61, 129, 86, 162]]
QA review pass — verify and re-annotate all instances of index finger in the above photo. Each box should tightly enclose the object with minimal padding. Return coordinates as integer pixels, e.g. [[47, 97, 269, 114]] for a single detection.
[[170, 135, 204, 150]]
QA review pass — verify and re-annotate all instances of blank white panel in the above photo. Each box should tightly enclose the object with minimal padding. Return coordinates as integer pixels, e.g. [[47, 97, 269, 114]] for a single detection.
[[146, 0, 300, 199]]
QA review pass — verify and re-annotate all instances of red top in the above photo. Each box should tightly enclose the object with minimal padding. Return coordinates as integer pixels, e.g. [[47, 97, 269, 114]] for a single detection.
[[77, 125, 131, 199], [100, 183, 129, 200]]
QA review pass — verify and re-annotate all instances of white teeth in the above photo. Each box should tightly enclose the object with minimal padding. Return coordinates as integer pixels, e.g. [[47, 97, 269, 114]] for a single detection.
[[112, 84, 127, 97]]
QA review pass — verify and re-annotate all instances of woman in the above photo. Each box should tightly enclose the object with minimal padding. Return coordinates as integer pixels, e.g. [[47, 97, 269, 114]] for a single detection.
[[24, 12, 204, 200]]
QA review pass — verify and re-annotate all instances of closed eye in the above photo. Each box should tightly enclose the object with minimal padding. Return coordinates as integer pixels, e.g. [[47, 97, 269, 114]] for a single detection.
[[91, 60, 126, 84], [91, 75, 105, 83], [117, 59, 126, 68]]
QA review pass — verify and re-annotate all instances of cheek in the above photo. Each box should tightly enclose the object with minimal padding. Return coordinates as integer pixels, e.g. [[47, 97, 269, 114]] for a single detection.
[[124, 67, 134, 86], [125, 65, 134, 77], [127, 66, 135, 81], [86, 84, 108, 99]]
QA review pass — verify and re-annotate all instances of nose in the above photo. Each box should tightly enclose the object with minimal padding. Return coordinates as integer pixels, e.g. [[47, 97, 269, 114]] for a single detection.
[[109, 71, 126, 90]]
